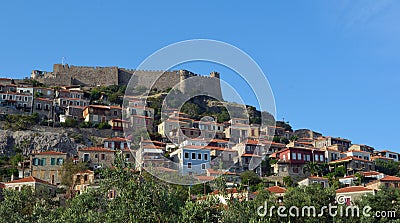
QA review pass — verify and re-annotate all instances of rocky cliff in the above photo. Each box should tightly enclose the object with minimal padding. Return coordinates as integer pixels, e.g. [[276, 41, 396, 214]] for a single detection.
[[0, 130, 85, 157]]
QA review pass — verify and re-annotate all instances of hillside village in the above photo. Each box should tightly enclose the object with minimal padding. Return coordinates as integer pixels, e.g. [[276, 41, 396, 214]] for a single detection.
[[0, 64, 399, 218]]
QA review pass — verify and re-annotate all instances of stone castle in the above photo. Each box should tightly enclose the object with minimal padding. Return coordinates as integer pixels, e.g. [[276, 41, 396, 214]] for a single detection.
[[31, 64, 223, 99]]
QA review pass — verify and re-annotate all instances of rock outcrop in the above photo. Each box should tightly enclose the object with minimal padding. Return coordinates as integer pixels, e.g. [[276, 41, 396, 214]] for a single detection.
[[0, 130, 85, 157]]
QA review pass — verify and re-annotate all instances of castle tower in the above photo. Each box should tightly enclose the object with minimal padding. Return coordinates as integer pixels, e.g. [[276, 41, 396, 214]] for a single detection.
[[210, 71, 220, 79], [179, 69, 189, 94]]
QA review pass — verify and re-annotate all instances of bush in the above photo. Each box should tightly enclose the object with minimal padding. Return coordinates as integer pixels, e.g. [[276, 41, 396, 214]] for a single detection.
[[79, 121, 93, 128], [4, 113, 39, 131], [97, 122, 111, 130], [61, 118, 78, 128]]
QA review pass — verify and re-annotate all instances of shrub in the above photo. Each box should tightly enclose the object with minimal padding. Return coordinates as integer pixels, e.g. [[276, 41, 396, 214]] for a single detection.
[[97, 122, 111, 130], [79, 121, 93, 128], [61, 118, 78, 128]]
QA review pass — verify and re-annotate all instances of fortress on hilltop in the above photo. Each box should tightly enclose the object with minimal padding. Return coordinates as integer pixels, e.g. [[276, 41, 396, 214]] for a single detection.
[[31, 64, 223, 99]]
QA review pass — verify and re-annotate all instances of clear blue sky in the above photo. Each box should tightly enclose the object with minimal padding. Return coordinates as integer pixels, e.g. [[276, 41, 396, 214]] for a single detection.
[[1, 1, 399, 152]]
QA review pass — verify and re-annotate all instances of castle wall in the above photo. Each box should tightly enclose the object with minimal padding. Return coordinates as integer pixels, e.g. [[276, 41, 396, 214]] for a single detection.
[[32, 64, 223, 100]]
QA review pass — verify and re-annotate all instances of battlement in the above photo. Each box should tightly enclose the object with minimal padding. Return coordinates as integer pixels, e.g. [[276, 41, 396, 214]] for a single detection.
[[31, 64, 223, 99]]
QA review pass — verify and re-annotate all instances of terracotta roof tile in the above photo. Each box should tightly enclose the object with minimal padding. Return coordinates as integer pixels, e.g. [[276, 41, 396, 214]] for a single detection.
[[34, 151, 66, 155], [336, 186, 374, 193], [329, 156, 372, 164], [267, 186, 287, 194], [380, 175, 400, 181], [5, 176, 55, 186], [308, 176, 328, 181], [79, 147, 114, 152], [105, 137, 128, 142], [195, 175, 215, 181]]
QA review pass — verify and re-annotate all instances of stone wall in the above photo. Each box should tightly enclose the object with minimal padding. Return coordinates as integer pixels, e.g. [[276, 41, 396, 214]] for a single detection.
[[32, 64, 223, 99]]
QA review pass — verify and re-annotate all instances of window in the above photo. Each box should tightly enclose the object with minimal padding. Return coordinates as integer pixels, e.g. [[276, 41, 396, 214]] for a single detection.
[[320, 155, 324, 162], [57, 158, 64, 165], [51, 158, 56, 165], [125, 154, 130, 159], [41, 158, 46, 166], [114, 111, 117, 116], [201, 163, 206, 170], [37, 103, 41, 109], [283, 155, 286, 161], [83, 154, 89, 162], [297, 153, 302, 160], [315, 154, 319, 162], [44, 104, 49, 110], [94, 154, 98, 159], [198, 153, 202, 160], [33, 158, 39, 166], [191, 153, 196, 160], [306, 155, 311, 161], [187, 162, 192, 169], [93, 115, 98, 122], [292, 152, 297, 160], [204, 154, 208, 160], [101, 154, 105, 160], [184, 152, 189, 159]]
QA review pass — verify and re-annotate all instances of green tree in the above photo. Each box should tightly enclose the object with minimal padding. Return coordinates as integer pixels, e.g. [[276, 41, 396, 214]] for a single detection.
[[61, 161, 88, 187], [283, 176, 294, 187], [10, 153, 24, 166], [375, 160, 399, 176], [240, 171, 261, 187], [303, 162, 321, 176]]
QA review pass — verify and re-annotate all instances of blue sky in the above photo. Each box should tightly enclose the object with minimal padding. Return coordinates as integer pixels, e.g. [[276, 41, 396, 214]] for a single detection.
[[0, 1, 399, 152]]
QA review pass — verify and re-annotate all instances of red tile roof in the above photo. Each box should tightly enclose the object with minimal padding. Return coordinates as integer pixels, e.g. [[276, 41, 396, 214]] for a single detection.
[[362, 171, 383, 177], [0, 183, 5, 189], [184, 145, 207, 149], [35, 98, 53, 102], [210, 139, 229, 143], [329, 156, 372, 164], [241, 153, 261, 157], [79, 147, 114, 152], [105, 137, 128, 142], [153, 167, 178, 173], [211, 188, 239, 195], [371, 156, 393, 160], [206, 169, 236, 175], [243, 139, 259, 145], [267, 186, 287, 194], [87, 105, 121, 110], [336, 186, 374, 193], [204, 146, 236, 152], [5, 176, 55, 186], [380, 175, 400, 181], [195, 175, 215, 181], [33, 151, 66, 155]]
